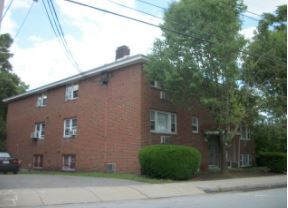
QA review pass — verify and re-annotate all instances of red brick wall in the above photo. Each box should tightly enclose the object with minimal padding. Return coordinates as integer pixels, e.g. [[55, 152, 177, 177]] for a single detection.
[[6, 62, 255, 173], [6, 64, 143, 173], [140, 69, 216, 171]]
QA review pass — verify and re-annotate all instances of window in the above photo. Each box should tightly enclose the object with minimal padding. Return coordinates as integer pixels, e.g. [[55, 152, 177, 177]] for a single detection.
[[160, 135, 172, 144], [36, 94, 47, 107], [62, 154, 76, 171], [150, 81, 161, 89], [65, 84, 79, 100], [240, 154, 252, 167], [64, 118, 77, 138], [240, 126, 250, 140], [33, 155, 43, 168], [192, 117, 199, 133], [160, 91, 166, 100], [33, 122, 45, 139], [150, 110, 177, 134]]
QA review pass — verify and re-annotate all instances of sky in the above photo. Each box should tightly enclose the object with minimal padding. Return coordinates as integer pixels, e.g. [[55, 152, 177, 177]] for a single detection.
[[0, 0, 286, 90]]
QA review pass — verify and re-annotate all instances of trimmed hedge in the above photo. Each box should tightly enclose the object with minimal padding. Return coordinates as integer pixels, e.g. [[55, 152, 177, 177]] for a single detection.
[[257, 152, 287, 173], [139, 145, 201, 180]]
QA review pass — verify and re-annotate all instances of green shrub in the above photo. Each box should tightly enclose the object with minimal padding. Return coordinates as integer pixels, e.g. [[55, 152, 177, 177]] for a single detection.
[[257, 152, 287, 173], [139, 145, 201, 180]]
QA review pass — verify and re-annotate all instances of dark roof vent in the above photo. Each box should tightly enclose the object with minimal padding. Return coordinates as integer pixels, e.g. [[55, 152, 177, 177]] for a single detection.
[[115, 45, 130, 60]]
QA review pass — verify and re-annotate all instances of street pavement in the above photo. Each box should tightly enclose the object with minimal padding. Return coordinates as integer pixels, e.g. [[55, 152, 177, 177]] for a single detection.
[[0, 174, 143, 189], [0, 175, 286, 207]]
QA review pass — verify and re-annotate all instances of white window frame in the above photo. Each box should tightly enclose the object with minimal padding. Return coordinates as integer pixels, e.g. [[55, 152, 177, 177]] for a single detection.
[[240, 126, 251, 140], [240, 154, 252, 167], [65, 84, 79, 101], [160, 135, 172, 144], [33, 154, 43, 169], [192, 116, 199, 133], [63, 118, 77, 138], [36, 94, 47, 107], [150, 110, 177, 134], [34, 122, 45, 139], [62, 155, 76, 171], [150, 81, 161, 89]]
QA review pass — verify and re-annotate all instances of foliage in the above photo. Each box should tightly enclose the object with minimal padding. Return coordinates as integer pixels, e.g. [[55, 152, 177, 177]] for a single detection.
[[243, 5, 287, 118], [139, 145, 201, 180], [145, 0, 249, 172], [253, 122, 286, 154], [257, 152, 287, 173], [0, 34, 28, 150]]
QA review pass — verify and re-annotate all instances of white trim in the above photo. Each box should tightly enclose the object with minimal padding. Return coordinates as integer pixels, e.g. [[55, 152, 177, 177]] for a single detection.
[[3, 55, 148, 103], [63, 118, 77, 138], [192, 116, 199, 133], [150, 110, 177, 134], [239, 154, 252, 167], [240, 126, 251, 140], [62, 155, 76, 171]]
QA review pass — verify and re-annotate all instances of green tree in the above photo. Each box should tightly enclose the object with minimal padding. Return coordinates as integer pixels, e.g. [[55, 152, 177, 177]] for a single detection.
[[0, 34, 28, 150], [243, 5, 287, 118], [146, 0, 250, 172]]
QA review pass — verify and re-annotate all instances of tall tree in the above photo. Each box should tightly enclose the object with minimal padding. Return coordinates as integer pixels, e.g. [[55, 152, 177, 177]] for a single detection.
[[146, 0, 249, 172], [243, 5, 287, 119], [0, 34, 28, 150]]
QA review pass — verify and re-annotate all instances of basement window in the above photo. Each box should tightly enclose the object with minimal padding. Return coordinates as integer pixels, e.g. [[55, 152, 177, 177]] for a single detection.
[[33, 154, 43, 169], [240, 154, 252, 167], [62, 154, 76, 171]]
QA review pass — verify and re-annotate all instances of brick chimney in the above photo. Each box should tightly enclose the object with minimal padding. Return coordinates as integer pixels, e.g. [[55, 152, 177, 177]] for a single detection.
[[115, 45, 130, 60]]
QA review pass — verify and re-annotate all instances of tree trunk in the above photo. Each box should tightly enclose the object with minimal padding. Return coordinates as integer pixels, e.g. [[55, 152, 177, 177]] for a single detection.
[[220, 132, 228, 174]]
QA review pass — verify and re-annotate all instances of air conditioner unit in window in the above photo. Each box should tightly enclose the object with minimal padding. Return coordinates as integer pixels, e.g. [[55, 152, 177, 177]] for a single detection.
[[160, 91, 166, 100], [160, 135, 171, 144], [70, 129, 77, 136], [31, 132, 40, 141]]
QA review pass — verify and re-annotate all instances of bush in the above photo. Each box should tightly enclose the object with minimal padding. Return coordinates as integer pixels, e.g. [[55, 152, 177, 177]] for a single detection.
[[257, 152, 287, 173], [139, 145, 201, 180]]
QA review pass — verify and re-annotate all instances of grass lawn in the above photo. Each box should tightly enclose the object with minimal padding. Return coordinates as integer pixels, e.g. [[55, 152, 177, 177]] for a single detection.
[[20, 169, 173, 184], [20, 166, 278, 184]]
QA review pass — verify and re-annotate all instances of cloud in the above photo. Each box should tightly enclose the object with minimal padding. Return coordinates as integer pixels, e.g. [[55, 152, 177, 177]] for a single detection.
[[5, 0, 162, 89], [240, 27, 256, 40], [244, 0, 286, 15]]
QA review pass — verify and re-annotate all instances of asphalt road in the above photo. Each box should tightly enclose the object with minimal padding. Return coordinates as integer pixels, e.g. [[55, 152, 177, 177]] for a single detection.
[[0, 174, 143, 189], [43, 188, 287, 208]]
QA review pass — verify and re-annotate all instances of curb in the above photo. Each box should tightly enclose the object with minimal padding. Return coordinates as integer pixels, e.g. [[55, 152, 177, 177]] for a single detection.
[[201, 183, 287, 193]]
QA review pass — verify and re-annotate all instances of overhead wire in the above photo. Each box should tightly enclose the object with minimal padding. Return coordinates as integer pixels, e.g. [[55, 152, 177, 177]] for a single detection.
[[41, 0, 81, 73], [14, 1, 35, 40], [0, 0, 14, 23], [65, 0, 286, 67]]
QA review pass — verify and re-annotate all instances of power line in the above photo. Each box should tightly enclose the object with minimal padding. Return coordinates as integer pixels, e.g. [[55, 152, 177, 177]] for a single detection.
[[136, 0, 166, 11], [0, 0, 14, 23], [41, 0, 81, 73], [47, 0, 81, 71], [105, 0, 163, 20], [14, 1, 35, 39], [64, 0, 286, 67]]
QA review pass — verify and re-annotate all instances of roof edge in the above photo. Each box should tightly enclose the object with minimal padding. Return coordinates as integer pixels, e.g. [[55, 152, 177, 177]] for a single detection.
[[3, 54, 148, 103]]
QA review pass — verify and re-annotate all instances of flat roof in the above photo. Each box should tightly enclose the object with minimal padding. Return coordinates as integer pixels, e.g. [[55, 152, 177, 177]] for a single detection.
[[3, 54, 148, 103]]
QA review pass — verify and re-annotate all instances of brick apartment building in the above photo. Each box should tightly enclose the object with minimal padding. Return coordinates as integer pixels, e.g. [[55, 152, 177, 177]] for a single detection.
[[3, 46, 254, 173]]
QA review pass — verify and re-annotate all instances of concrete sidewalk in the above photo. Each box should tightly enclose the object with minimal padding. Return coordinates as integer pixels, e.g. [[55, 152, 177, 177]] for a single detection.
[[0, 175, 286, 207]]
